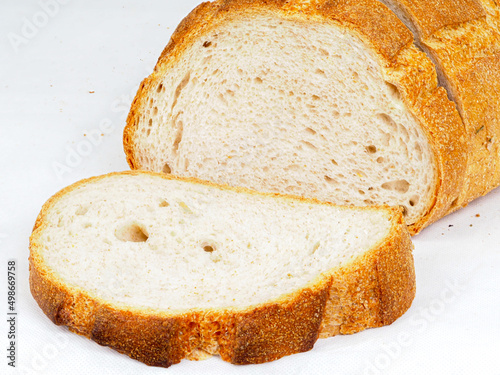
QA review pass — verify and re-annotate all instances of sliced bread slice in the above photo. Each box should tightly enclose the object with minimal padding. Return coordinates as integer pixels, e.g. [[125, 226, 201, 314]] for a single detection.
[[29, 171, 415, 367], [124, 0, 467, 235]]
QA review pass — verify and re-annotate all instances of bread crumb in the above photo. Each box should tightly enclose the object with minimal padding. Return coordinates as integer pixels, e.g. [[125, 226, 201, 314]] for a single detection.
[[89, 91, 95, 94], [475, 214, 480, 217]]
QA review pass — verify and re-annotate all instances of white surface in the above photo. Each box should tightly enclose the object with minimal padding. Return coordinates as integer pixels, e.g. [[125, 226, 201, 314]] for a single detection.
[[0, 1, 499, 374]]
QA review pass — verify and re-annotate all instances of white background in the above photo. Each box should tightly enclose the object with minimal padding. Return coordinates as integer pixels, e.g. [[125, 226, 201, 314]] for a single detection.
[[1, 1, 499, 374]]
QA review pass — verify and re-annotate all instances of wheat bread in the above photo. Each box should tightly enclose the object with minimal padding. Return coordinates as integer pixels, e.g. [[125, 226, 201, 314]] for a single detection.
[[29, 171, 415, 367], [124, 0, 469, 235]]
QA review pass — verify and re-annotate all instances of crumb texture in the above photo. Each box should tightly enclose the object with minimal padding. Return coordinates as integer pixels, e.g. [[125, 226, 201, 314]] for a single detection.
[[36, 173, 391, 310], [131, 13, 436, 226]]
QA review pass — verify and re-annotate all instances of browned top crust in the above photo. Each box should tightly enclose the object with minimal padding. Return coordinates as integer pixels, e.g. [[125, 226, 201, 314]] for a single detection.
[[317, 0, 413, 61], [389, 0, 486, 39], [30, 171, 415, 367]]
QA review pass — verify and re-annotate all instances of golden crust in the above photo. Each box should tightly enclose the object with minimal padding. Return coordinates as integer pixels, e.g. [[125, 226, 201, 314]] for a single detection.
[[30, 171, 415, 367], [316, 0, 413, 61], [387, 0, 485, 39]]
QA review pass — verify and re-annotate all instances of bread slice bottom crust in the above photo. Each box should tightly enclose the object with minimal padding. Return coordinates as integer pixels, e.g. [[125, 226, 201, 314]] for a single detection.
[[29, 171, 415, 367]]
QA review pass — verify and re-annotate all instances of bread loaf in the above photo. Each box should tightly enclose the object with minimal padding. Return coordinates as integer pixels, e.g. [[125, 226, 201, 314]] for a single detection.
[[124, 0, 499, 234], [29, 171, 415, 367], [377, 0, 500, 208]]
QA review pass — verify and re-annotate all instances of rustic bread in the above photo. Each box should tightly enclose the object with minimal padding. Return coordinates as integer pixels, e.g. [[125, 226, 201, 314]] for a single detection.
[[124, 0, 471, 235], [377, 0, 500, 208], [29, 171, 415, 367]]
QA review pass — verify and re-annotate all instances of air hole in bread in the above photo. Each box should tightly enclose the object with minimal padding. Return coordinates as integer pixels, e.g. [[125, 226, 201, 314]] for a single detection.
[[382, 180, 410, 194], [331, 159, 338, 166], [312, 95, 321, 101], [301, 141, 317, 150], [157, 84, 163, 93], [399, 125, 410, 143], [377, 157, 384, 163], [254, 77, 263, 84], [172, 120, 184, 154], [203, 41, 212, 48], [365, 145, 377, 154], [84, 223, 92, 228], [325, 175, 336, 183], [353, 169, 365, 178], [319, 48, 329, 56], [202, 243, 216, 253], [153, 107, 158, 116], [115, 223, 149, 243], [305, 127, 317, 135], [171, 72, 191, 110], [385, 82, 401, 100], [75, 206, 88, 216], [315, 68, 326, 76], [179, 201, 193, 214], [414, 143, 423, 160], [311, 241, 320, 255], [358, 190, 365, 195], [162, 163, 172, 174], [218, 93, 228, 105], [378, 113, 398, 132], [159, 199, 169, 207]]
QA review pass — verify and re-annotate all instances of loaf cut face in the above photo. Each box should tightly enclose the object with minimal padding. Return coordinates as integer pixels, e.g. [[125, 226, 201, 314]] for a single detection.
[[30, 171, 415, 367], [125, 0, 467, 234]]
